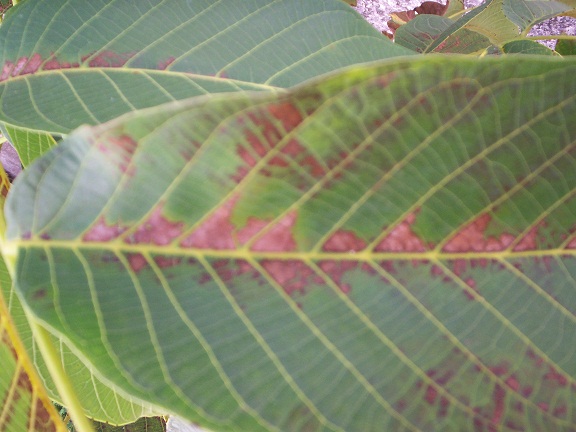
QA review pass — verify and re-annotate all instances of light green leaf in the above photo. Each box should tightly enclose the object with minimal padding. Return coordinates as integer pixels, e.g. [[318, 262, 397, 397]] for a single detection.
[[0, 0, 414, 136], [1, 125, 58, 168], [7, 56, 576, 431], [503, 0, 571, 32]]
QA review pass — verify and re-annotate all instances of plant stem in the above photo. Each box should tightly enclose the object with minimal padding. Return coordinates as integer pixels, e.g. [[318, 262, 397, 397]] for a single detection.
[[29, 319, 95, 432]]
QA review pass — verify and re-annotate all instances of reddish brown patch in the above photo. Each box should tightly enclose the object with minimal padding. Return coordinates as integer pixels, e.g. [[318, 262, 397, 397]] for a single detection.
[[267, 102, 303, 132], [566, 235, 576, 249], [424, 385, 438, 404], [431, 265, 443, 276], [463, 277, 478, 301], [443, 214, 515, 252], [44, 56, 79, 70], [32, 288, 47, 300], [83, 216, 126, 242], [212, 259, 254, 284], [87, 50, 136, 67], [280, 139, 326, 178], [537, 402, 549, 412], [181, 197, 237, 250], [544, 366, 568, 387], [154, 256, 182, 269], [491, 384, 506, 425], [527, 349, 545, 368], [125, 207, 184, 246], [553, 405, 567, 417], [0, 53, 44, 81], [251, 211, 298, 252], [237, 217, 269, 245], [513, 221, 545, 251], [318, 260, 359, 294], [489, 363, 508, 377], [438, 396, 449, 417], [96, 134, 138, 174], [322, 230, 367, 252], [261, 260, 322, 297], [157, 56, 176, 70], [375, 212, 428, 252], [505, 375, 520, 392], [127, 253, 147, 272]]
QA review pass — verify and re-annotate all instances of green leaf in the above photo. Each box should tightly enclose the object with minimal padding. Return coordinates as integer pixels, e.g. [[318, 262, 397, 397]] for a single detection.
[[7, 56, 576, 431], [3, 252, 159, 424], [556, 38, 576, 54], [503, 0, 571, 32], [0, 164, 65, 432], [0, 256, 66, 432], [93, 416, 166, 432], [502, 39, 559, 53], [427, 0, 520, 52], [395, 15, 492, 53], [0, 0, 414, 136], [1, 125, 58, 168]]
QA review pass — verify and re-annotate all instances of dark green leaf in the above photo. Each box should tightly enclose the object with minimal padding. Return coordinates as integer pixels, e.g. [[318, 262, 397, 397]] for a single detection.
[[0, 0, 413, 136], [502, 39, 559, 53]]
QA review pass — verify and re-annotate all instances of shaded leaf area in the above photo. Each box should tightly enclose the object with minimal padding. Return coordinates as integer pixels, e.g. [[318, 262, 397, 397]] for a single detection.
[[502, 39, 559, 54], [556, 38, 576, 54], [394, 0, 571, 54], [395, 15, 492, 53], [6, 56, 576, 431], [93, 416, 166, 432], [0, 164, 64, 432], [0, 0, 413, 137], [3, 261, 159, 424]]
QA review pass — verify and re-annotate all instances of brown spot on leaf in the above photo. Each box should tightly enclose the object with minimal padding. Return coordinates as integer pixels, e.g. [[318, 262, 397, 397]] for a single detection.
[[463, 277, 478, 300], [181, 197, 237, 249], [267, 101, 303, 132], [154, 256, 182, 269], [87, 50, 136, 67], [251, 211, 298, 252], [127, 253, 147, 272], [318, 260, 359, 294], [261, 260, 322, 297], [513, 221, 546, 251], [126, 206, 184, 246], [505, 375, 520, 392], [84, 216, 126, 242], [0, 53, 44, 81], [375, 212, 428, 252], [97, 134, 138, 174], [158, 56, 176, 70], [322, 230, 367, 252], [491, 384, 506, 425], [443, 214, 515, 252], [544, 366, 568, 387], [32, 289, 47, 300]]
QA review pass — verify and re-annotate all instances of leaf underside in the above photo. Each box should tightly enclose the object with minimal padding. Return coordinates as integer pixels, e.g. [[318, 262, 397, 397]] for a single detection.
[[0, 0, 413, 136], [7, 56, 576, 431]]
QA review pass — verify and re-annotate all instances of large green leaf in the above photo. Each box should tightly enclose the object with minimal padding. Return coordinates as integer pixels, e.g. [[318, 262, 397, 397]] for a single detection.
[[0, 0, 413, 136], [6, 56, 576, 431]]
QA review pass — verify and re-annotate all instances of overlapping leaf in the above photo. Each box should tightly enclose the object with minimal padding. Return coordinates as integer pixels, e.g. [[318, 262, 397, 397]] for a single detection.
[[0, 0, 413, 138], [6, 56, 576, 431], [0, 163, 65, 432]]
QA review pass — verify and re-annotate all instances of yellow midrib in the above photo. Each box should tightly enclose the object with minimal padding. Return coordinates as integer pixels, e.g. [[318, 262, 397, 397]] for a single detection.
[[8, 239, 576, 261]]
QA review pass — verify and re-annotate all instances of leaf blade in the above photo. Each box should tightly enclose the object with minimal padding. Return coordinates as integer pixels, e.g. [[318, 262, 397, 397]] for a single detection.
[[7, 56, 576, 431]]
